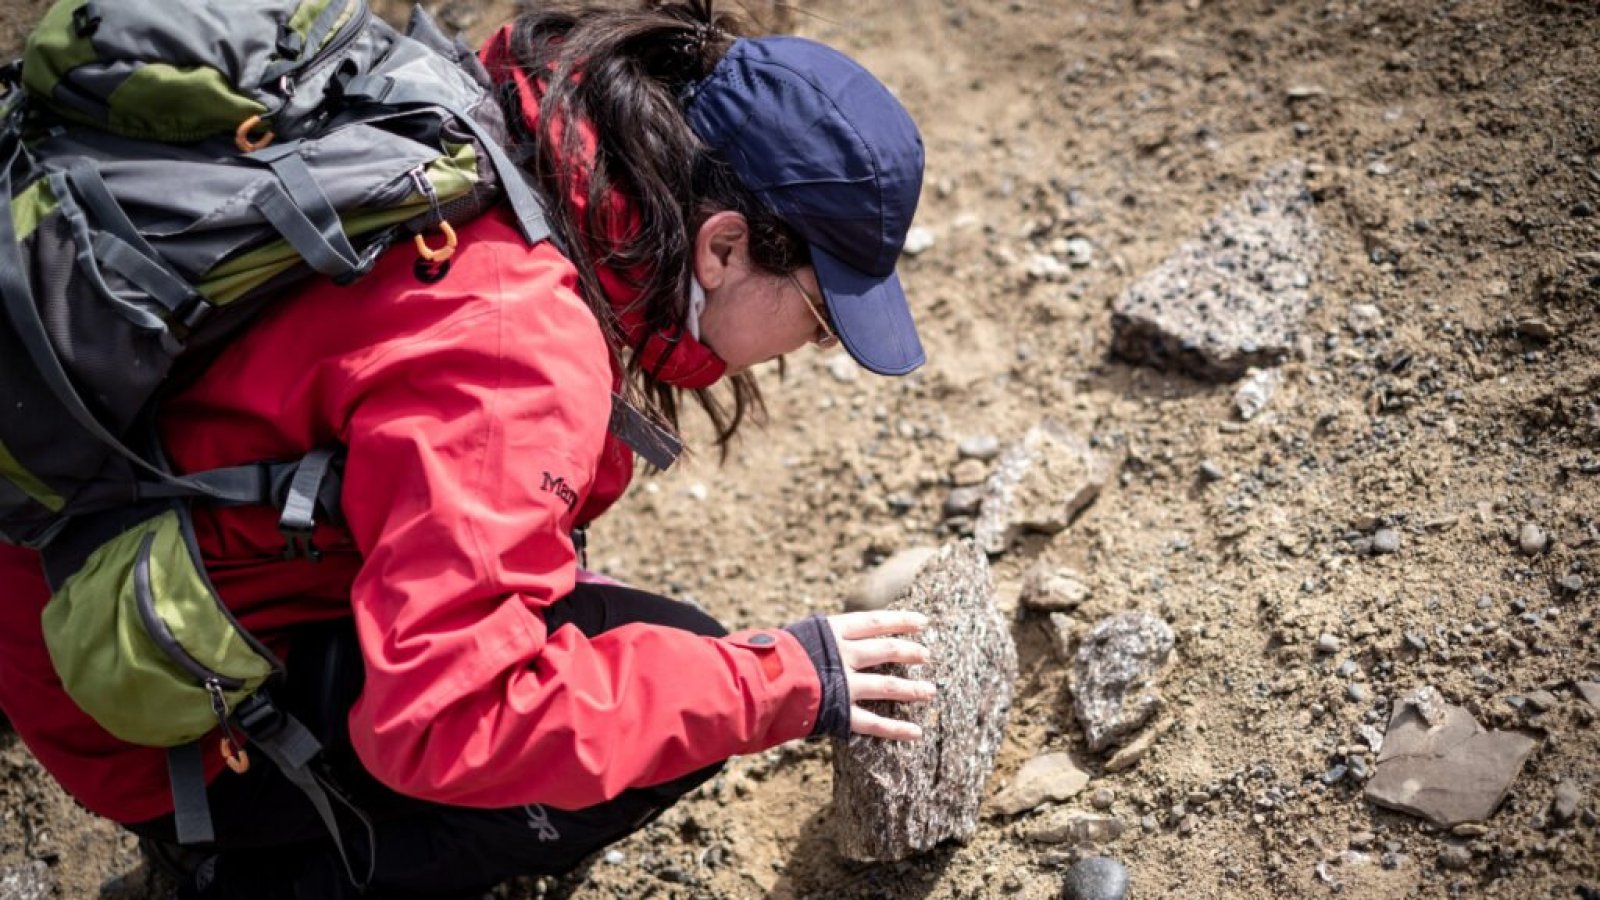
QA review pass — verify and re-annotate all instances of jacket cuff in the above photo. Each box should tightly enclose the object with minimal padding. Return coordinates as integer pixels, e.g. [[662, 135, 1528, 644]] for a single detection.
[[782, 615, 851, 739]]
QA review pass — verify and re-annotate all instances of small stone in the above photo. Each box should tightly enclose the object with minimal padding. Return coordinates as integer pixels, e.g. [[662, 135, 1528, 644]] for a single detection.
[[1074, 613, 1175, 751], [1576, 682, 1600, 710], [1061, 856, 1129, 900], [826, 353, 860, 383], [1020, 566, 1091, 613], [845, 547, 939, 612], [1451, 823, 1488, 838], [1524, 690, 1559, 713], [1104, 728, 1158, 773], [1551, 780, 1583, 824], [1090, 787, 1116, 811], [1404, 631, 1428, 652], [1437, 845, 1472, 871], [1556, 574, 1585, 595], [1234, 367, 1282, 421], [950, 458, 988, 487], [1366, 692, 1539, 827], [604, 850, 626, 865], [958, 435, 1002, 461], [1350, 831, 1376, 850], [974, 422, 1111, 555], [1348, 303, 1384, 335], [902, 226, 936, 257], [1317, 633, 1343, 654], [1371, 528, 1401, 555], [1026, 812, 1124, 845], [1199, 459, 1225, 482], [1519, 523, 1548, 555], [1347, 684, 1368, 702], [1063, 237, 1096, 267], [989, 752, 1092, 816], [943, 486, 985, 520]]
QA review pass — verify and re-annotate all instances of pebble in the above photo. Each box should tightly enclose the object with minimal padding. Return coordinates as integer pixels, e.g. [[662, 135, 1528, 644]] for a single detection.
[[1552, 781, 1583, 824], [902, 226, 936, 257], [1371, 528, 1401, 555], [1437, 845, 1472, 871], [826, 353, 860, 383], [1557, 574, 1585, 595], [604, 850, 625, 865], [1316, 634, 1343, 654], [1348, 303, 1384, 335], [1199, 459, 1225, 482], [1524, 690, 1559, 713], [943, 486, 984, 519], [1091, 787, 1116, 811], [1347, 684, 1368, 702], [950, 458, 988, 487], [1519, 523, 1548, 555], [958, 435, 1002, 462], [1061, 856, 1130, 900], [1451, 823, 1488, 838]]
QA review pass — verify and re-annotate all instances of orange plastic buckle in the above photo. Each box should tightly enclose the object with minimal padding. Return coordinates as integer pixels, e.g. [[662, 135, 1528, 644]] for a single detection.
[[221, 738, 251, 775], [235, 115, 275, 153], [414, 220, 458, 263]]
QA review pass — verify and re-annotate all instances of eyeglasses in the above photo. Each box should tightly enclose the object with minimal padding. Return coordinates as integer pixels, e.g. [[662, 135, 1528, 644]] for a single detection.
[[790, 274, 838, 348]]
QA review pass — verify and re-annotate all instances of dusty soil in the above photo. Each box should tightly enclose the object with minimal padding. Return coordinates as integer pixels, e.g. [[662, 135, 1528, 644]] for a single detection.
[[3, 0, 1598, 898]]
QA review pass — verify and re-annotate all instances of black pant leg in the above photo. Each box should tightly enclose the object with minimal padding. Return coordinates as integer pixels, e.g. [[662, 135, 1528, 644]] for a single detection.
[[131, 582, 730, 896]]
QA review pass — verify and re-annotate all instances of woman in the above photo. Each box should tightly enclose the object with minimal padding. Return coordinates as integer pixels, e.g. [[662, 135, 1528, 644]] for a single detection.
[[0, 2, 933, 896]]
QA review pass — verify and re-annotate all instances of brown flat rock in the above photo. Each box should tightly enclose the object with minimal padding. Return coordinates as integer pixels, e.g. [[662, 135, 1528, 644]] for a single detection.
[[1365, 692, 1538, 827]]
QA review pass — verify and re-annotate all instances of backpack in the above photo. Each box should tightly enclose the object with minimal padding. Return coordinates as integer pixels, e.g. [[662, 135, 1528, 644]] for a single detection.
[[0, 0, 554, 881]]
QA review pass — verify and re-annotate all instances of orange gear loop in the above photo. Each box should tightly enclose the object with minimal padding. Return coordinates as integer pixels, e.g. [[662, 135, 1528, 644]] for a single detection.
[[221, 738, 252, 775], [234, 115, 275, 153], [414, 220, 458, 263]]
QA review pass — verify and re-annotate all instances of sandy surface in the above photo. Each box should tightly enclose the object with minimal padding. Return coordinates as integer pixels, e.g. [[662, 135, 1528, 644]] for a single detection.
[[2, 1, 1597, 898]]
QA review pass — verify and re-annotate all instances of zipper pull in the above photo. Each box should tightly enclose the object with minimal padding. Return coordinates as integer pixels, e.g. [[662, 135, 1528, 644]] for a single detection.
[[207, 680, 252, 775]]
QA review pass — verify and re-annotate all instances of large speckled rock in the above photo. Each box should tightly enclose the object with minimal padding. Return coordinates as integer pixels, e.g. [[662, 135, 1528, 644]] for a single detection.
[[1073, 612, 1175, 752], [832, 541, 1018, 861], [973, 421, 1110, 556], [1111, 160, 1321, 381], [0, 861, 52, 900]]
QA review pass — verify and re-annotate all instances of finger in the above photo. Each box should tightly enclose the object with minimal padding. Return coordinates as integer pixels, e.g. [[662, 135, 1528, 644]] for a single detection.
[[830, 610, 928, 641], [847, 671, 937, 704], [851, 706, 924, 741], [838, 636, 930, 671]]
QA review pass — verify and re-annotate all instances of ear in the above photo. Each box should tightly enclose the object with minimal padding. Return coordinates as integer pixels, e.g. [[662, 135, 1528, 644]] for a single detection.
[[692, 211, 750, 291]]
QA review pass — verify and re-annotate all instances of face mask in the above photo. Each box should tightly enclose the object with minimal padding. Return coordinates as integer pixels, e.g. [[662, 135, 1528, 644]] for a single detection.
[[686, 275, 708, 341]]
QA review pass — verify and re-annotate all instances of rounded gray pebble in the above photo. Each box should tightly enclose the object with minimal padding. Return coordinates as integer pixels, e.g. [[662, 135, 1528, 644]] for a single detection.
[[958, 434, 1002, 461], [1371, 528, 1401, 554], [1062, 856, 1129, 900]]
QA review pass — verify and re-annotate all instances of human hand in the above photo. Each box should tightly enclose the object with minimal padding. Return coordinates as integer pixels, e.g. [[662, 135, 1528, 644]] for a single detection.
[[826, 610, 937, 741]]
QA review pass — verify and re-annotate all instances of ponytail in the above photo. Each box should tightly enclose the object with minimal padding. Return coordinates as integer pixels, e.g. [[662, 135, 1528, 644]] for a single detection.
[[504, 2, 809, 454]]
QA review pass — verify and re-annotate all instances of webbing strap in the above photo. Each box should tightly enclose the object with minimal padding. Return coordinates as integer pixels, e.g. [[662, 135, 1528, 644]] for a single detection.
[[135, 464, 274, 505], [238, 698, 375, 890], [338, 74, 553, 248], [47, 171, 166, 332], [0, 146, 236, 502], [167, 742, 215, 845], [64, 166, 202, 317], [246, 144, 363, 278], [608, 393, 683, 470]]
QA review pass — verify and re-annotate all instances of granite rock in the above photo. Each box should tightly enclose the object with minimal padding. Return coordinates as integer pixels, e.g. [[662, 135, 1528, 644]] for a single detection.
[[1074, 613, 1175, 752], [0, 861, 52, 900], [1111, 161, 1321, 381], [832, 541, 1018, 861]]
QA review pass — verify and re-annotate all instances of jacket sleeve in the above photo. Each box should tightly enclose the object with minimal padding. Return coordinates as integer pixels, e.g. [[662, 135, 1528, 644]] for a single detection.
[[333, 243, 822, 810]]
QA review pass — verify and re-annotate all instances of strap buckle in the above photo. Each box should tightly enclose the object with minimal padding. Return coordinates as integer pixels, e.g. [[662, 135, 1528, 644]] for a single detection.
[[280, 520, 321, 562]]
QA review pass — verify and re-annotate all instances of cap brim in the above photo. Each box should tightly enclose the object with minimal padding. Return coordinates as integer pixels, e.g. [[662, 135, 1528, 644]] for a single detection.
[[811, 245, 925, 376]]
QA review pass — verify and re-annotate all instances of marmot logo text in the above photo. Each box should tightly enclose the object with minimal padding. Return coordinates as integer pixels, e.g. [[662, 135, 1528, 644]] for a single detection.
[[541, 472, 578, 510]]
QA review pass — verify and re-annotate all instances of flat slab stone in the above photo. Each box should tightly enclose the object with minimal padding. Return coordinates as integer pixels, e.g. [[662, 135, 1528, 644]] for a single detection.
[[989, 751, 1092, 816], [974, 421, 1110, 556], [1073, 612, 1175, 752], [832, 541, 1018, 861], [1365, 687, 1539, 827], [1111, 160, 1321, 381]]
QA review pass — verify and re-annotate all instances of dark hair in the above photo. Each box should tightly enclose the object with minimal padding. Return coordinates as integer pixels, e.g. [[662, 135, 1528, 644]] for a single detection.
[[503, 1, 812, 454]]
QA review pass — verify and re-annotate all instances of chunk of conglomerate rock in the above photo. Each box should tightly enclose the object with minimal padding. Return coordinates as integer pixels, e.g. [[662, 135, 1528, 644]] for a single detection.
[[1073, 612, 1175, 752], [973, 421, 1110, 556], [1111, 160, 1322, 381], [832, 541, 1018, 861]]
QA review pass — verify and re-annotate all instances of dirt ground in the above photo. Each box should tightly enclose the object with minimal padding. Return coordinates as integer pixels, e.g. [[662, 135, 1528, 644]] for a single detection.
[[3, 0, 1599, 898]]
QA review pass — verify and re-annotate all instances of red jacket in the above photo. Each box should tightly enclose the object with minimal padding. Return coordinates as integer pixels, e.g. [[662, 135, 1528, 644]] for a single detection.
[[0, 205, 823, 823]]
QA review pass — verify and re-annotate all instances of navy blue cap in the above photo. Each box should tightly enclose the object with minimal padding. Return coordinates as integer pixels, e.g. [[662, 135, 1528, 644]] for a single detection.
[[686, 37, 926, 376]]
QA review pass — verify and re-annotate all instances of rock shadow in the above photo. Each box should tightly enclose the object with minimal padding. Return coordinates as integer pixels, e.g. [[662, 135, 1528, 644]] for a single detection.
[[768, 804, 957, 900]]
